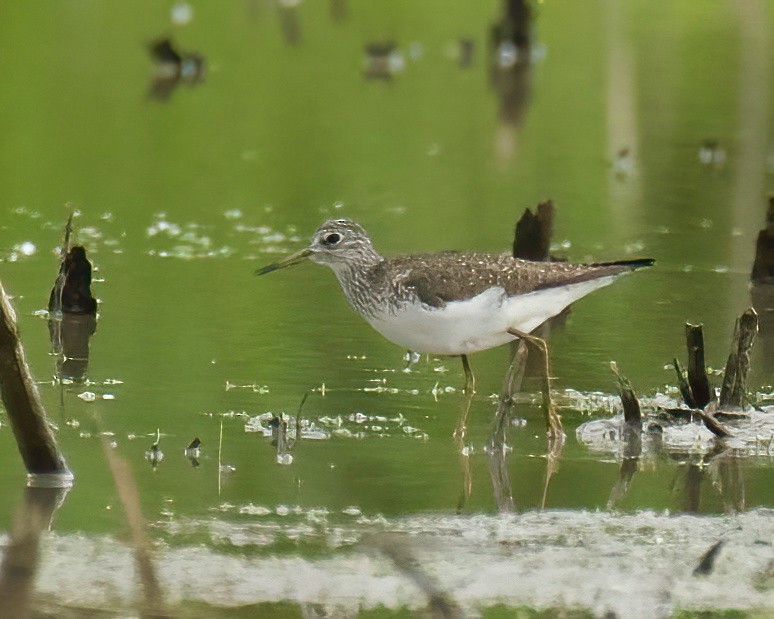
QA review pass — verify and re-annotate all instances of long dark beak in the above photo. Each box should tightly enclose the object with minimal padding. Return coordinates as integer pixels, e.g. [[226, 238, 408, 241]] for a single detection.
[[255, 247, 313, 276]]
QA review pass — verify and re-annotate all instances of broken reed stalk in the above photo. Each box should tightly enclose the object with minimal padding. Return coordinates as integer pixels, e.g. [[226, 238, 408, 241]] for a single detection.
[[719, 309, 759, 409], [293, 392, 308, 446], [607, 363, 642, 509], [370, 533, 462, 619], [672, 358, 695, 408], [0, 281, 72, 483], [698, 409, 732, 439], [610, 362, 642, 459], [100, 437, 168, 618], [610, 362, 641, 426]]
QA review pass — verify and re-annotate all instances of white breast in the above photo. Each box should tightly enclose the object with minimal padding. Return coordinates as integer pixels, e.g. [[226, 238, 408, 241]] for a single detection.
[[365, 276, 619, 355]]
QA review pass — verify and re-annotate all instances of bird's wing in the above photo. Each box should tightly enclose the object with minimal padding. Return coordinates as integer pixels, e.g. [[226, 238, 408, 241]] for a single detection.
[[394, 253, 651, 307]]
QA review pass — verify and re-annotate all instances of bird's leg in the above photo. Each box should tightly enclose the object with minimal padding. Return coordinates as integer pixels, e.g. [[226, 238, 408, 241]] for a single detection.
[[506, 328, 564, 439], [460, 354, 476, 394]]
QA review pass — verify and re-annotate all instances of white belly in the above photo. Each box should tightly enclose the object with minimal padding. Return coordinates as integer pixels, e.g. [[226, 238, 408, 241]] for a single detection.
[[365, 277, 618, 355]]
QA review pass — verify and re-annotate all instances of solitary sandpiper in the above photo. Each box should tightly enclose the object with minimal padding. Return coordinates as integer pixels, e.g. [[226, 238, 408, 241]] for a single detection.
[[257, 219, 653, 435]]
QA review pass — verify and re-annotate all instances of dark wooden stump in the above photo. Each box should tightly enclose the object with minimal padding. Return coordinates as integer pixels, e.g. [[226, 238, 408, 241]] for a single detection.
[[611, 363, 642, 457], [513, 200, 554, 261], [673, 323, 712, 409], [48, 246, 97, 316], [686, 324, 712, 408]]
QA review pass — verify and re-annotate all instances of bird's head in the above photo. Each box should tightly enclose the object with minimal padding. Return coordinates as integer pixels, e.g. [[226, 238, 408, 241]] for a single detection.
[[255, 219, 380, 276]]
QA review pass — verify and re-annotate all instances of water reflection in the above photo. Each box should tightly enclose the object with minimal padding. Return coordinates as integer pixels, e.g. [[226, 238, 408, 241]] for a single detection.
[[678, 443, 746, 514], [329, 0, 347, 22], [490, 0, 533, 163], [486, 341, 527, 513], [277, 0, 302, 46], [48, 313, 96, 382], [0, 486, 69, 619]]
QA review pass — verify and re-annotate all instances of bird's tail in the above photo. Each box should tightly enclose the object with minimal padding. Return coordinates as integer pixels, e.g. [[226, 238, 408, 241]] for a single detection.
[[591, 258, 655, 270]]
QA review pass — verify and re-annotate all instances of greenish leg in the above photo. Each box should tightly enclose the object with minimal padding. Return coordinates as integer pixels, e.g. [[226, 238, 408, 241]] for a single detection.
[[506, 328, 564, 439]]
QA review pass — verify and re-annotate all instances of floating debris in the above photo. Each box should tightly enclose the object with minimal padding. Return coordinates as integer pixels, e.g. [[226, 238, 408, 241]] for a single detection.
[[170, 2, 193, 25], [613, 147, 635, 176], [225, 381, 269, 394], [144, 430, 164, 469], [244, 408, 424, 444], [693, 540, 725, 576], [363, 42, 405, 80], [457, 38, 475, 68], [184, 437, 201, 467], [699, 139, 726, 166], [342, 506, 362, 516]]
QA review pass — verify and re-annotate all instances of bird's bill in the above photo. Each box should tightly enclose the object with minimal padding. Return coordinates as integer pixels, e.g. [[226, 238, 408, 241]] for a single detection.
[[255, 247, 313, 276]]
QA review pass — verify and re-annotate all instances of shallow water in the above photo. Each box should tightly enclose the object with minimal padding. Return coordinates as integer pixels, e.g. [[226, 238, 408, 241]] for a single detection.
[[0, 1, 773, 616]]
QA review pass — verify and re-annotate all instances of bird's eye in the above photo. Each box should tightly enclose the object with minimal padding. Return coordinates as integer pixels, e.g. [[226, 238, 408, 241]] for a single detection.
[[322, 233, 341, 245]]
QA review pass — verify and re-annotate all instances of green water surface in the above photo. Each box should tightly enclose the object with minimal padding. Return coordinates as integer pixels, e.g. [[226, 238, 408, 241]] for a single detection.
[[0, 0, 772, 614]]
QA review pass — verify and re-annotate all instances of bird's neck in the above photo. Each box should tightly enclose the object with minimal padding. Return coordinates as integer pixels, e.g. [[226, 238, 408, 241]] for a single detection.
[[329, 253, 388, 318]]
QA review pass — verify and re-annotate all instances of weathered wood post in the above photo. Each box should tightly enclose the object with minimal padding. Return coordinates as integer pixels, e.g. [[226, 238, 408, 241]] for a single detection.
[[0, 281, 72, 485], [719, 309, 759, 409]]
